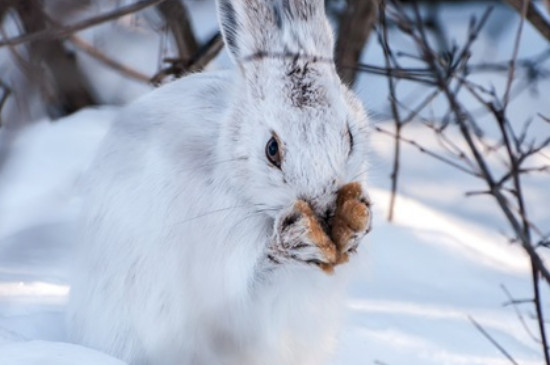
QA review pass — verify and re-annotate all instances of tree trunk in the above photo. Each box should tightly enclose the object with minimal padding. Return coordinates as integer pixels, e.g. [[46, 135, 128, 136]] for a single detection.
[[13, 0, 96, 118], [335, 0, 381, 87]]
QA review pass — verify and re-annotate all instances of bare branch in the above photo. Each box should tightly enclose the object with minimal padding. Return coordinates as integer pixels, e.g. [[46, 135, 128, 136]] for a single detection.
[[69, 35, 150, 83], [0, 0, 168, 48], [501, 285, 540, 343], [0, 80, 11, 127], [186, 33, 224, 73], [469, 316, 521, 365], [503, 0, 529, 111], [374, 126, 479, 177], [151, 32, 224, 85], [379, 2, 403, 222], [157, 0, 198, 61], [381, 3, 550, 362], [401, 2, 550, 285], [532, 263, 550, 364], [502, 0, 550, 42]]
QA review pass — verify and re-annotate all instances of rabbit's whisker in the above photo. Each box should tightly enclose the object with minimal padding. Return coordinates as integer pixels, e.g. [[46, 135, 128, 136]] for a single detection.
[[223, 208, 280, 242], [176, 157, 248, 173], [171, 204, 270, 227], [351, 168, 370, 181]]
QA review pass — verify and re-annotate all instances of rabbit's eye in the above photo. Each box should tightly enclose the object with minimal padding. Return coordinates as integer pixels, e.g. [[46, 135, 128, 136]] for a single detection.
[[266, 136, 281, 168]]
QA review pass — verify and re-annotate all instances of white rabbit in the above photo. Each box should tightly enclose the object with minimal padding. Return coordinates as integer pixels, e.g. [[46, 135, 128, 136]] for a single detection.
[[66, 0, 372, 364]]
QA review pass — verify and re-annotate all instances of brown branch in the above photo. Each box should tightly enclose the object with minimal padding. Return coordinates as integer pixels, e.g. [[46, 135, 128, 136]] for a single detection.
[[187, 33, 224, 73], [151, 32, 224, 85], [0, 25, 34, 76], [503, 0, 550, 42], [157, 0, 198, 62], [0, 0, 168, 48], [69, 35, 150, 83], [37, 11, 150, 84]]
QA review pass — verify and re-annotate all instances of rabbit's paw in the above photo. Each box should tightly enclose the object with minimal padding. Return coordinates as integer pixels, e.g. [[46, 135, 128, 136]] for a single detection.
[[268, 201, 338, 273], [331, 182, 372, 264]]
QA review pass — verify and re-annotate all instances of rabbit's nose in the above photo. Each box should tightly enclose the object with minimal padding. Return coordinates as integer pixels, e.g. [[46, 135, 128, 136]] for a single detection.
[[302, 197, 337, 233]]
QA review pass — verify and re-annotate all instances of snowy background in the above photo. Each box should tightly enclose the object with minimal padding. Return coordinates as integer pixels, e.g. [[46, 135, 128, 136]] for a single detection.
[[0, 1, 549, 364]]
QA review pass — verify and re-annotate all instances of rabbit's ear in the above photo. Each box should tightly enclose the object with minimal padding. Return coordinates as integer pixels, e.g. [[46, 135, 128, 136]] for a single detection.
[[217, 0, 333, 64]]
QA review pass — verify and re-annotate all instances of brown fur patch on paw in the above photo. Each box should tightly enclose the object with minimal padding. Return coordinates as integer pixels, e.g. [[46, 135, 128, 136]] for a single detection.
[[340, 199, 368, 232], [294, 200, 338, 270], [336, 182, 362, 207], [331, 182, 371, 263], [331, 215, 354, 252]]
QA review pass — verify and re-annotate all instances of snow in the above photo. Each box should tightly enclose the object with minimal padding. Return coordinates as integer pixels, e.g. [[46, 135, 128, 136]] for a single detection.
[[0, 110, 544, 364], [1, 1, 549, 364], [0, 341, 125, 365]]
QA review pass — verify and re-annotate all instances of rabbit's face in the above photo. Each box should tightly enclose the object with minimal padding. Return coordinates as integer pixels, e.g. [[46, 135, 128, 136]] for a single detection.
[[222, 59, 369, 220], [216, 0, 369, 220]]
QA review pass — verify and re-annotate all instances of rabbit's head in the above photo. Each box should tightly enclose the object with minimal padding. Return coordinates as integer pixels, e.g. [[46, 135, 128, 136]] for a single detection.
[[217, 0, 369, 219]]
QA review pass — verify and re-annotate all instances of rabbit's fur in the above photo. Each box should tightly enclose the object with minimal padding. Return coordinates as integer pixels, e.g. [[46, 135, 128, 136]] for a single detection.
[[67, 1, 371, 364]]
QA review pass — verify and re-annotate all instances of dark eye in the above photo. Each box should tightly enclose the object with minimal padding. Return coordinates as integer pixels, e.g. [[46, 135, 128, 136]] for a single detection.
[[265, 136, 281, 168]]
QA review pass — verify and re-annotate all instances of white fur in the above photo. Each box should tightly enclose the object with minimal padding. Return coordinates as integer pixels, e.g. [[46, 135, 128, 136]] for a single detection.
[[67, 1, 370, 364]]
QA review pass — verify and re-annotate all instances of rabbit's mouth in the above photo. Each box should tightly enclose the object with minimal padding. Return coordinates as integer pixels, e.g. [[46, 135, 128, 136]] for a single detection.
[[277, 182, 372, 271], [297, 196, 337, 235], [307, 202, 335, 239]]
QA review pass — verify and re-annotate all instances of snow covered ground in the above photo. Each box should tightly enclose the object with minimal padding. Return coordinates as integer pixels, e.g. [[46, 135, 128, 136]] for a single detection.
[[0, 112, 545, 364], [0, 1, 549, 364]]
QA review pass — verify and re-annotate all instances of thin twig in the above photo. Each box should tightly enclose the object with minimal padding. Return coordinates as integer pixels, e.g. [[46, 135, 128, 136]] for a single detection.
[[503, 0, 529, 111], [0, 0, 168, 48], [532, 263, 550, 364], [69, 35, 150, 83], [374, 126, 479, 177], [501, 284, 540, 343], [40, 7, 151, 84], [379, 1, 402, 222], [469, 316, 520, 365], [151, 32, 224, 85]]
